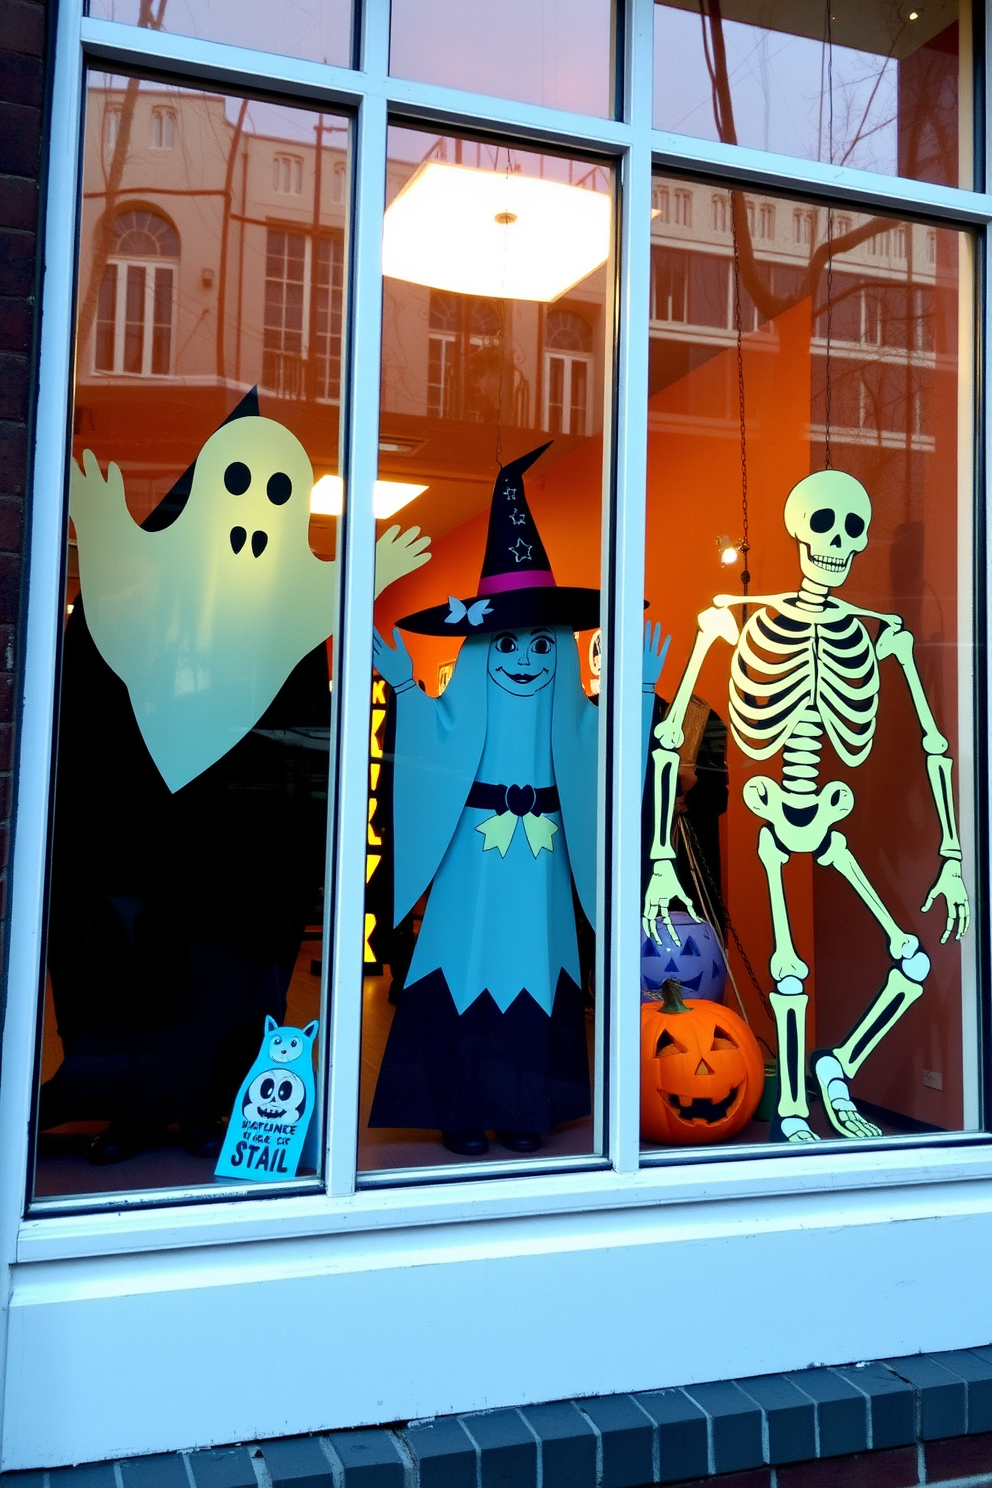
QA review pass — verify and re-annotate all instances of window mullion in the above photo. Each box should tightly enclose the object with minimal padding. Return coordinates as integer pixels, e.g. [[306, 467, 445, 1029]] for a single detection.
[[607, 0, 654, 1175], [323, 87, 389, 1198]]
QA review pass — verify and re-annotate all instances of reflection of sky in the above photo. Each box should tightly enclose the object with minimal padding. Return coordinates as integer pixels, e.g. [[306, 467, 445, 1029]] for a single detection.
[[89, 0, 351, 67], [654, 9, 898, 176], [386, 126, 611, 194], [389, 0, 611, 118]]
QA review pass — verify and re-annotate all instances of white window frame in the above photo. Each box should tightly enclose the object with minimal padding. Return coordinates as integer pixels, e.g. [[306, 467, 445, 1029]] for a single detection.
[[93, 255, 176, 376], [0, 0, 990, 1470]]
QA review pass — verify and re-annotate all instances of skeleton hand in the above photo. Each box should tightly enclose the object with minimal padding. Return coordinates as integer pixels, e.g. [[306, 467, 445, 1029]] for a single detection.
[[372, 626, 414, 690], [373, 525, 431, 599], [922, 859, 970, 942], [642, 622, 671, 691], [642, 859, 703, 946]]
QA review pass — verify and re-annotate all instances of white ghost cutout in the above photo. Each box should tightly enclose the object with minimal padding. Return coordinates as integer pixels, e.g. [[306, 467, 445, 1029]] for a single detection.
[[70, 415, 431, 792]]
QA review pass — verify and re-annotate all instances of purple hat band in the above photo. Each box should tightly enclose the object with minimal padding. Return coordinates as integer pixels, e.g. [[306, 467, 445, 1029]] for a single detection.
[[477, 569, 556, 596]]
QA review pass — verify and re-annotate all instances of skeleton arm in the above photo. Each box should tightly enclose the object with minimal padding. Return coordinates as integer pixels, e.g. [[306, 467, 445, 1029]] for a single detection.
[[875, 622, 970, 941], [642, 606, 739, 944]]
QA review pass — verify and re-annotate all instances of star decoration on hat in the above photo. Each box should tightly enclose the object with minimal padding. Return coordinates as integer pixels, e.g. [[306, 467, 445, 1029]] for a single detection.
[[509, 508, 526, 526], [509, 537, 532, 563]]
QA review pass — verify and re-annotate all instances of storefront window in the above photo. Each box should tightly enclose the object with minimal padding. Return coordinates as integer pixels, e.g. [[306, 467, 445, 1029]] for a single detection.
[[87, 0, 352, 69], [389, 0, 615, 118], [358, 127, 613, 1177], [654, 2, 972, 189], [29, 76, 360, 1202], [640, 175, 977, 1153]]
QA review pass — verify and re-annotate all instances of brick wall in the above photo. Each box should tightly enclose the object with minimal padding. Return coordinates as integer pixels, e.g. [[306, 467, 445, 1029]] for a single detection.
[[0, 0, 48, 981]]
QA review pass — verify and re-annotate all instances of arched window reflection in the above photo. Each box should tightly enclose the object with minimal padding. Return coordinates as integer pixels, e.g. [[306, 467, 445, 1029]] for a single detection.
[[543, 307, 593, 435], [95, 208, 179, 377]]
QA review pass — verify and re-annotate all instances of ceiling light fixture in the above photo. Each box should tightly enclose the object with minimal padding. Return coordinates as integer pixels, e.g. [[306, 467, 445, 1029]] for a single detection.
[[310, 476, 428, 521], [382, 160, 611, 302]]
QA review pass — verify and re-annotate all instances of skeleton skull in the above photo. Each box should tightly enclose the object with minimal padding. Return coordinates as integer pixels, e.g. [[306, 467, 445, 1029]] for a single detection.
[[784, 471, 871, 588], [242, 1068, 307, 1124]]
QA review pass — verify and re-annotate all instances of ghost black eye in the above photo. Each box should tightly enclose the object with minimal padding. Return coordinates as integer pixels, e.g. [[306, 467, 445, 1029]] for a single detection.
[[495, 635, 517, 654], [809, 508, 834, 533], [260, 1078, 274, 1100], [278, 1080, 294, 1103], [224, 462, 251, 495], [267, 472, 292, 506]]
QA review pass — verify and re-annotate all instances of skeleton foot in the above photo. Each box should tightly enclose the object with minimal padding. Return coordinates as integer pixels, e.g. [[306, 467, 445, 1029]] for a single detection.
[[770, 1114, 821, 1144], [810, 1050, 882, 1139]]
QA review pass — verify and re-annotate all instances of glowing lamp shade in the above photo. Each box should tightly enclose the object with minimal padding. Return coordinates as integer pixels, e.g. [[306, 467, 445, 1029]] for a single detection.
[[382, 161, 611, 302], [310, 476, 428, 521]]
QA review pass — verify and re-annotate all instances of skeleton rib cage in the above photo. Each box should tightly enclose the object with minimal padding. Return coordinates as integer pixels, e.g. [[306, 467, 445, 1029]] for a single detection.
[[729, 604, 880, 785]]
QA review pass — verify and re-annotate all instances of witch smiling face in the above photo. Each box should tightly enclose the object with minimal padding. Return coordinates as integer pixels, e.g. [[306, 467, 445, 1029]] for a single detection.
[[487, 628, 558, 695]]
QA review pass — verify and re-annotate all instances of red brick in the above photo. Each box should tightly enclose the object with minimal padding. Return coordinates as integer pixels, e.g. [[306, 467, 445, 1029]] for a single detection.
[[924, 1432, 992, 1481], [0, 624, 16, 670], [0, 51, 44, 108], [0, 176, 39, 231], [0, 424, 27, 496], [0, 500, 24, 552], [0, 674, 16, 724], [0, 552, 23, 623], [0, 353, 29, 422], [0, 773, 13, 820], [661, 1472, 772, 1488], [0, 102, 43, 178], [0, 1, 46, 58], [0, 229, 37, 298], [0, 724, 13, 772], [0, 297, 32, 353], [777, 1446, 919, 1488]]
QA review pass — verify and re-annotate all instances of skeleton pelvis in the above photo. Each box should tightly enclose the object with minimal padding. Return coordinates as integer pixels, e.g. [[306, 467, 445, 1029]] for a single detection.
[[743, 775, 854, 854]]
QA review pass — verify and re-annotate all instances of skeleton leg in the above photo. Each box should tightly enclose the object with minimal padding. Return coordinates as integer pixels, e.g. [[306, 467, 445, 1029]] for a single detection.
[[756, 828, 818, 1144], [811, 831, 929, 1140]]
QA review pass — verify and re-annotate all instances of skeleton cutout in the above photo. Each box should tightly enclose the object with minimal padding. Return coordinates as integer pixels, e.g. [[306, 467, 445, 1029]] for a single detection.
[[215, 1015, 319, 1181], [644, 470, 970, 1144]]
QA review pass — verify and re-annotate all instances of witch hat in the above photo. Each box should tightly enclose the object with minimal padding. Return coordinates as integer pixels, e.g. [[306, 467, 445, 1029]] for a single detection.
[[396, 442, 599, 636]]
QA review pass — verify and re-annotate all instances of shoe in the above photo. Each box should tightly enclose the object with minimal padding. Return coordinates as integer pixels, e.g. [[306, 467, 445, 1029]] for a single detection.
[[180, 1120, 225, 1159], [496, 1130, 542, 1153], [87, 1120, 163, 1165], [441, 1130, 489, 1156]]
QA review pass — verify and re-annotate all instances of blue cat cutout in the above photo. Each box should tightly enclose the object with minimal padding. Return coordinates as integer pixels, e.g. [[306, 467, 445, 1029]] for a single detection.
[[215, 1015, 319, 1182]]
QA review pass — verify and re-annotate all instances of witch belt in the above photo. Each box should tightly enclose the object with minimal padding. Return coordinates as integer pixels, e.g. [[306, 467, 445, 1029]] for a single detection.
[[466, 781, 560, 858]]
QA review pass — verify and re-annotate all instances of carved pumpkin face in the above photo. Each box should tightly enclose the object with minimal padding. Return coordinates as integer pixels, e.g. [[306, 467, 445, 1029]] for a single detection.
[[640, 981, 764, 1145]]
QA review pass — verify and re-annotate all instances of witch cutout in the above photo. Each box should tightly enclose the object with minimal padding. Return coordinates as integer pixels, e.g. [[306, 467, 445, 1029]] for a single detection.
[[370, 444, 667, 1156]]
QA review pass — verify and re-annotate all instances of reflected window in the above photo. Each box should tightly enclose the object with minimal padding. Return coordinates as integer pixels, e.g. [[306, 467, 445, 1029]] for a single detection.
[[151, 106, 175, 150], [543, 308, 594, 436], [94, 209, 179, 377]]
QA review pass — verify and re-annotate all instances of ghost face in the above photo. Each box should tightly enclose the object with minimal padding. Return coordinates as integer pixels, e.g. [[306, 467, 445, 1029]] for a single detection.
[[190, 417, 314, 567], [487, 628, 557, 696], [242, 1068, 307, 1123]]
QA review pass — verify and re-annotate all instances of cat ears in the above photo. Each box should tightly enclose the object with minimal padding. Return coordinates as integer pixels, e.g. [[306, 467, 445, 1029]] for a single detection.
[[265, 1014, 279, 1033], [263, 1014, 319, 1041]]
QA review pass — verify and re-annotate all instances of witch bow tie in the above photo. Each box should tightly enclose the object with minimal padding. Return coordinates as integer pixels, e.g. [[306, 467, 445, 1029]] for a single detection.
[[466, 781, 560, 858]]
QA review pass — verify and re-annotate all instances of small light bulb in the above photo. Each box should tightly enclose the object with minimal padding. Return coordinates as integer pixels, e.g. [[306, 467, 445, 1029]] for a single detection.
[[908, 9, 919, 18], [716, 534, 740, 566]]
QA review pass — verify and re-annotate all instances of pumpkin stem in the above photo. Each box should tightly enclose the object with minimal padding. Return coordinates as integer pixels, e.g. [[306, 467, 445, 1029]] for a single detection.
[[660, 977, 691, 1014]]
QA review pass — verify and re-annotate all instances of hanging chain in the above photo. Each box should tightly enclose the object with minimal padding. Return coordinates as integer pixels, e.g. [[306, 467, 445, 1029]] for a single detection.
[[730, 197, 750, 597], [678, 812, 773, 1024]]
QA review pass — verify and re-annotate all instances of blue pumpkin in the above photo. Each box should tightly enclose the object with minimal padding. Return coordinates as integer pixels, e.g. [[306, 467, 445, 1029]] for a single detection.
[[641, 911, 727, 1002]]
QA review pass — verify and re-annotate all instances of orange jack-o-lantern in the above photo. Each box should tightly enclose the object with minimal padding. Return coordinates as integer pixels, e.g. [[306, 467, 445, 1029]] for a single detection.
[[640, 979, 764, 1145]]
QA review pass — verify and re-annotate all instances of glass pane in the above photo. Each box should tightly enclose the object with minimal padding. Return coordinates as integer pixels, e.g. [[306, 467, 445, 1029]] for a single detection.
[[654, 2, 972, 189], [359, 126, 612, 1176], [87, 0, 351, 69], [32, 75, 351, 1203], [390, 0, 615, 118], [641, 175, 977, 1154]]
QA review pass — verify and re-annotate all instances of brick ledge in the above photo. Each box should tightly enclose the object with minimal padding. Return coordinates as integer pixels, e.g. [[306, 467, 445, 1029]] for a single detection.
[[7, 1346, 992, 1486]]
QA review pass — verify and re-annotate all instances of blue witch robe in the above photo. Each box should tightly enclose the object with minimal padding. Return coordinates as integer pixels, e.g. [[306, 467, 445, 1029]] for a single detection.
[[369, 628, 599, 1133]]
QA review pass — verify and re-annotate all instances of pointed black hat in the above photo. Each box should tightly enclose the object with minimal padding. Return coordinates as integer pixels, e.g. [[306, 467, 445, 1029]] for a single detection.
[[142, 387, 261, 532], [396, 442, 599, 636]]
